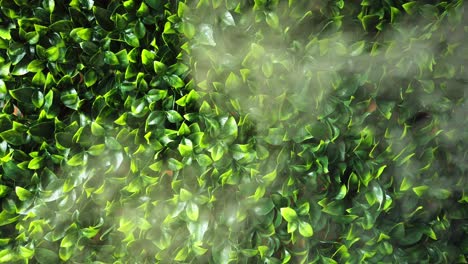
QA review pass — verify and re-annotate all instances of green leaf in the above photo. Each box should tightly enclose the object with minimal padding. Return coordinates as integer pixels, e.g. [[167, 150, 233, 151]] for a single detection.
[[221, 116, 238, 141], [50, 20, 73, 32], [46, 46, 61, 61], [335, 184, 347, 200], [104, 51, 119, 65], [252, 198, 275, 216], [67, 153, 84, 166], [35, 248, 59, 264], [266, 12, 279, 29], [93, 6, 114, 31], [180, 22, 196, 39], [166, 110, 183, 123], [0, 185, 9, 198], [105, 137, 122, 150], [192, 242, 208, 256], [91, 122, 105, 136], [153, 61, 167, 74], [32, 90, 44, 108], [141, 49, 156, 66], [298, 221, 313, 237], [28, 156, 44, 170], [11, 61, 29, 76], [71, 27, 92, 41], [15, 186, 32, 201], [27, 60, 44, 72], [136, 2, 149, 17], [225, 72, 241, 91], [210, 144, 224, 161], [88, 144, 105, 156], [0, 62, 11, 77], [197, 24, 216, 46], [174, 247, 189, 261], [350, 40, 365, 56], [1, 129, 27, 145], [0, 210, 19, 226], [165, 74, 185, 88], [61, 93, 79, 110], [144, 0, 162, 10], [262, 169, 277, 184], [124, 32, 140, 47], [280, 207, 297, 222], [84, 70, 97, 87], [59, 246, 73, 261], [360, 15, 379, 31], [134, 21, 146, 38], [264, 127, 285, 145], [178, 143, 193, 157], [168, 158, 184, 171], [186, 202, 199, 221], [412, 185, 429, 197], [390, 6, 400, 23], [295, 202, 309, 217], [287, 221, 297, 233], [9, 87, 34, 102], [402, 2, 418, 15], [44, 0, 55, 13], [196, 154, 212, 167], [180, 188, 193, 201], [0, 80, 6, 95]]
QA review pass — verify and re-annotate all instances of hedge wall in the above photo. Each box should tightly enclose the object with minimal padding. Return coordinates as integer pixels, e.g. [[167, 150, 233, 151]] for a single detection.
[[0, 0, 466, 263]]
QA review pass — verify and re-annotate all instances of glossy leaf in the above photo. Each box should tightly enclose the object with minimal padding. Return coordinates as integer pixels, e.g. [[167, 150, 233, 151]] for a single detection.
[[298, 221, 313, 237], [281, 207, 297, 222]]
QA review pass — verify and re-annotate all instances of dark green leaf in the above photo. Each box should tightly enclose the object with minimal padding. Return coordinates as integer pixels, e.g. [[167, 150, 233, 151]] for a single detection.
[[93, 6, 114, 31], [0, 129, 27, 145], [144, 0, 163, 10], [35, 248, 59, 264], [252, 198, 275, 216]]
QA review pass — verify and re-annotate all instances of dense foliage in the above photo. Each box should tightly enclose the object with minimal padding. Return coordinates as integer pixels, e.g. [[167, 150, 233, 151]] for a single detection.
[[0, 0, 466, 263]]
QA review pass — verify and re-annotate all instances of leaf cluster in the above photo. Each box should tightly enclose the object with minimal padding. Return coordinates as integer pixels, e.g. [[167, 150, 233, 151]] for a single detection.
[[0, 0, 466, 263]]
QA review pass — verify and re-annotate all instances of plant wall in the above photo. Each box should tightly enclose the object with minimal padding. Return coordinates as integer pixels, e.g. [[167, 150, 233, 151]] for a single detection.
[[0, 0, 466, 263]]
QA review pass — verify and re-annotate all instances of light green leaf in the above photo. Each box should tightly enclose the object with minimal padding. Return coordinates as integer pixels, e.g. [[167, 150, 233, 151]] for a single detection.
[[180, 188, 193, 201], [210, 144, 224, 161], [67, 153, 84, 166], [298, 221, 313, 237], [166, 110, 183, 123], [27, 60, 44, 72], [28, 156, 44, 170], [335, 184, 347, 200], [280, 207, 297, 222], [15, 186, 32, 201], [413, 186, 429, 197], [91, 122, 105, 136], [174, 247, 189, 261], [262, 169, 277, 184], [222, 116, 238, 140], [402, 2, 417, 15], [88, 144, 105, 156], [141, 49, 156, 66]]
